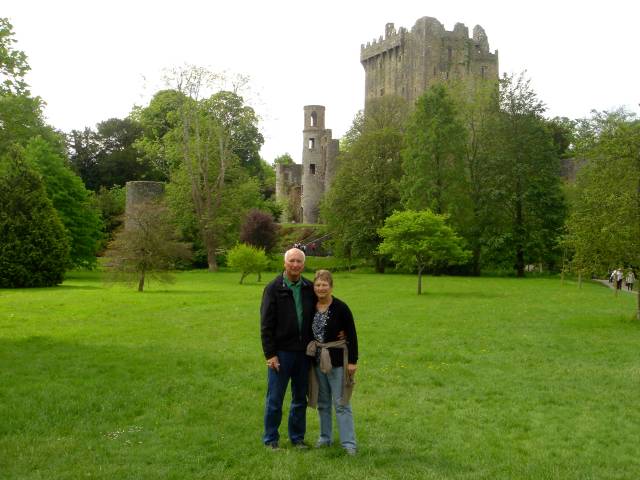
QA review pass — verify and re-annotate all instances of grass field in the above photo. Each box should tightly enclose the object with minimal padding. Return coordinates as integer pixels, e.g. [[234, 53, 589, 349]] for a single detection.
[[1, 271, 639, 479]]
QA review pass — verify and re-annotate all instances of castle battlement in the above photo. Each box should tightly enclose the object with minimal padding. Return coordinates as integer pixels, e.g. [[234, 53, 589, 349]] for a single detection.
[[361, 16, 499, 108], [360, 23, 406, 62]]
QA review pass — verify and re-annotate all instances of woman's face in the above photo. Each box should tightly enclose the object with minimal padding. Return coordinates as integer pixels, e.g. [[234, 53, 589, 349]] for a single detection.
[[314, 279, 333, 300]]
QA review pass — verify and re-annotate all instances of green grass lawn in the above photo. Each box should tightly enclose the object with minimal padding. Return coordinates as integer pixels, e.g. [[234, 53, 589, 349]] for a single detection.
[[1, 271, 638, 479]]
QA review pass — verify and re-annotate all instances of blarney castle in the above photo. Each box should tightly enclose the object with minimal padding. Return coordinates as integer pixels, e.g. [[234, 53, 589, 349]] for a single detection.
[[275, 16, 499, 224]]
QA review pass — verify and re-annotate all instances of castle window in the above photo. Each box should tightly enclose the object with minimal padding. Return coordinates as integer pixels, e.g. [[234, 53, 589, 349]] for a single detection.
[[448, 47, 453, 63], [310, 164, 316, 175], [433, 66, 437, 77], [310, 111, 317, 127], [481, 66, 487, 79], [308, 138, 315, 149], [380, 88, 385, 96]]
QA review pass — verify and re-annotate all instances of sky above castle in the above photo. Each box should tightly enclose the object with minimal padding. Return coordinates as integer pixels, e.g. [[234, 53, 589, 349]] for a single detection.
[[5, 0, 639, 163]]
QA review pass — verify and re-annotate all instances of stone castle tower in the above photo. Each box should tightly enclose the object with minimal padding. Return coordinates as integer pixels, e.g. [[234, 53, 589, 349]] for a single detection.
[[275, 106, 338, 224], [301, 106, 339, 224], [361, 17, 499, 107]]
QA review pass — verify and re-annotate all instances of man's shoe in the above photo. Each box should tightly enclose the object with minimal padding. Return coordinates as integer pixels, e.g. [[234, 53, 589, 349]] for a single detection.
[[264, 441, 279, 450], [344, 448, 357, 456], [315, 440, 331, 448], [292, 441, 310, 450]]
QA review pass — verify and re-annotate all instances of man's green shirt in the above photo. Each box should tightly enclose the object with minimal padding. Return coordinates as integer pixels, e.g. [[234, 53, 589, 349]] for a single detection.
[[283, 275, 303, 332]]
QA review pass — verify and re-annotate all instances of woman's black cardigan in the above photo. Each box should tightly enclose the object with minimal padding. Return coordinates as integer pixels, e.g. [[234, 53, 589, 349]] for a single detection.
[[309, 296, 358, 367]]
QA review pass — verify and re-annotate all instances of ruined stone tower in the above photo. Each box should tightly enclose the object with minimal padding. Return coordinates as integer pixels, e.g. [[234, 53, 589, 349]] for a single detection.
[[274, 106, 338, 224], [361, 17, 499, 107], [301, 106, 339, 224]]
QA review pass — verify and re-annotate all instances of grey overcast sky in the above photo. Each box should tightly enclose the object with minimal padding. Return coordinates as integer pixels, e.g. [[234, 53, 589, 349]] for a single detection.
[[5, 0, 640, 163]]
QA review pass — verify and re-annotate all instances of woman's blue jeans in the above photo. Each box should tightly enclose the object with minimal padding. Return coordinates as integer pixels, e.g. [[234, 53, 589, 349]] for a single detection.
[[315, 365, 356, 449], [263, 350, 309, 444]]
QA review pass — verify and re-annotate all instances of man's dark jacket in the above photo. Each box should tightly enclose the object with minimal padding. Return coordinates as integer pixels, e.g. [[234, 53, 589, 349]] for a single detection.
[[260, 273, 316, 359]]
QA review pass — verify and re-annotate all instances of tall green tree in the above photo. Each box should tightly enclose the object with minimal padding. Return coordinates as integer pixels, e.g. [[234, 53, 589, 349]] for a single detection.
[[401, 84, 468, 216], [378, 209, 469, 294], [132, 89, 186, 176], [0, 17, 30, 96], [0, 18, 57, 157], [0, 148, 69, 287], [451, 79, 500, 275], [565, 109, 640, 316], [322, 96, 408, 271], [67, 118, 162, 191], [207, 90, 264, 176], [25, 137, 103, 268], [484, 73, 567, 276], [161, 66, 264, 270]]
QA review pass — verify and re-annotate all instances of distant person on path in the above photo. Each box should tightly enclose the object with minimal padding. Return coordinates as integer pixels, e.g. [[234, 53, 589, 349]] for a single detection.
[[615, 268, 624, 290], [260, 248, 315, 450], [306, 269, 359, 456], [625, 269, 635, 291]]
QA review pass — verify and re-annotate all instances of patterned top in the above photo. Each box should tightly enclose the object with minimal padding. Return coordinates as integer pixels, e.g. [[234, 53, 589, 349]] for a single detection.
[[312, 309, 330, 343]]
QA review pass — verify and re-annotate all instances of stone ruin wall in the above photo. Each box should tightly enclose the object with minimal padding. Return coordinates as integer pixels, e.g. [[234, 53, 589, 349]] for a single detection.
[[125, 181, 165, 230]]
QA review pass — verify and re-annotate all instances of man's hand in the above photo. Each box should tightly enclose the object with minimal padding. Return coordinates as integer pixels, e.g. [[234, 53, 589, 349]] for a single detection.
[[337, 330, 346, 340], [266, 356, 280, 372], [347, 363, 357, 377]]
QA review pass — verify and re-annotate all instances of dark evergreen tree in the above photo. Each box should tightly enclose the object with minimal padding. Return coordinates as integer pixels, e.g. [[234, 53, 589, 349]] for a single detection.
[[0, 149, 69, 287]]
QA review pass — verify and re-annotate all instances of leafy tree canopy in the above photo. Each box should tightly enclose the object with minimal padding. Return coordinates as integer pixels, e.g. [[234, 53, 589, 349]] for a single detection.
[[227, 243, 269, 284], [0, 18, 30, 95], [378, 209, 470, 294], [25, 137, 103, 268]]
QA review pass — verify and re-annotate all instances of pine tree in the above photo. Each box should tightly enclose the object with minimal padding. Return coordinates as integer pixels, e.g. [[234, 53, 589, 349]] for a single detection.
[[0, 149, 69, 287]]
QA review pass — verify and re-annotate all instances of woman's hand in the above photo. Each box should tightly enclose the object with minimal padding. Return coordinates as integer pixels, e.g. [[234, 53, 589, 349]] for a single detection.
[[347, 363, 357, 377]]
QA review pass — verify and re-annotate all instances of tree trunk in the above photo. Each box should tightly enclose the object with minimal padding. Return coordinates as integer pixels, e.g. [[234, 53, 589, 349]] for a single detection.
[[472, 245, 481, 276], [375, 256, 385, 273], [138, 269, 145, 292], [205, 235, 218, 271], [516, 247, 525, 278], [578, 272, 582, 288], [417, 266, 423, 295]]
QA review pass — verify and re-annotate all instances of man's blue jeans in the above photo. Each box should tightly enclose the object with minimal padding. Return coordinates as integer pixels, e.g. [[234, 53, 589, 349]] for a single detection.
[[315, 365, 356, 449], [263, 350, 309, 444]]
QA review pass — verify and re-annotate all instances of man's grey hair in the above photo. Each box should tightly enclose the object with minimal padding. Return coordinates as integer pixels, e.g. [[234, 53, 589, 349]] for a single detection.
[[284, 248, 306, 262]]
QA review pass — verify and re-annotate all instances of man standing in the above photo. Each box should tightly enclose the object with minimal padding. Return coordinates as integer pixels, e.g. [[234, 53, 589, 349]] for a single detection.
[[261, 248, 315, 449]]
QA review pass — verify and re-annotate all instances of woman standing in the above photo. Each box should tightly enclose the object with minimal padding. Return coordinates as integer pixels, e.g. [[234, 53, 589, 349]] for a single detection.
[[307, 269, 358, 455]]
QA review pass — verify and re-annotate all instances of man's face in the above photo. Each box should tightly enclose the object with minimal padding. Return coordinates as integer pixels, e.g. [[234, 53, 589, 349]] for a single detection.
[[284, 249, 305, 281]]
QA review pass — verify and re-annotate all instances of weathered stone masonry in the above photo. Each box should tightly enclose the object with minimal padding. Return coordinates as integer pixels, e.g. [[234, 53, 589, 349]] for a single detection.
[[361, 17, 499, 107]]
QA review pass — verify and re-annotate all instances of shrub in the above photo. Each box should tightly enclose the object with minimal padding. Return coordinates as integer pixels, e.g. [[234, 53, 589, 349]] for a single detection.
[[239, 209, 278, 253], [227, 243, 269, 284]]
